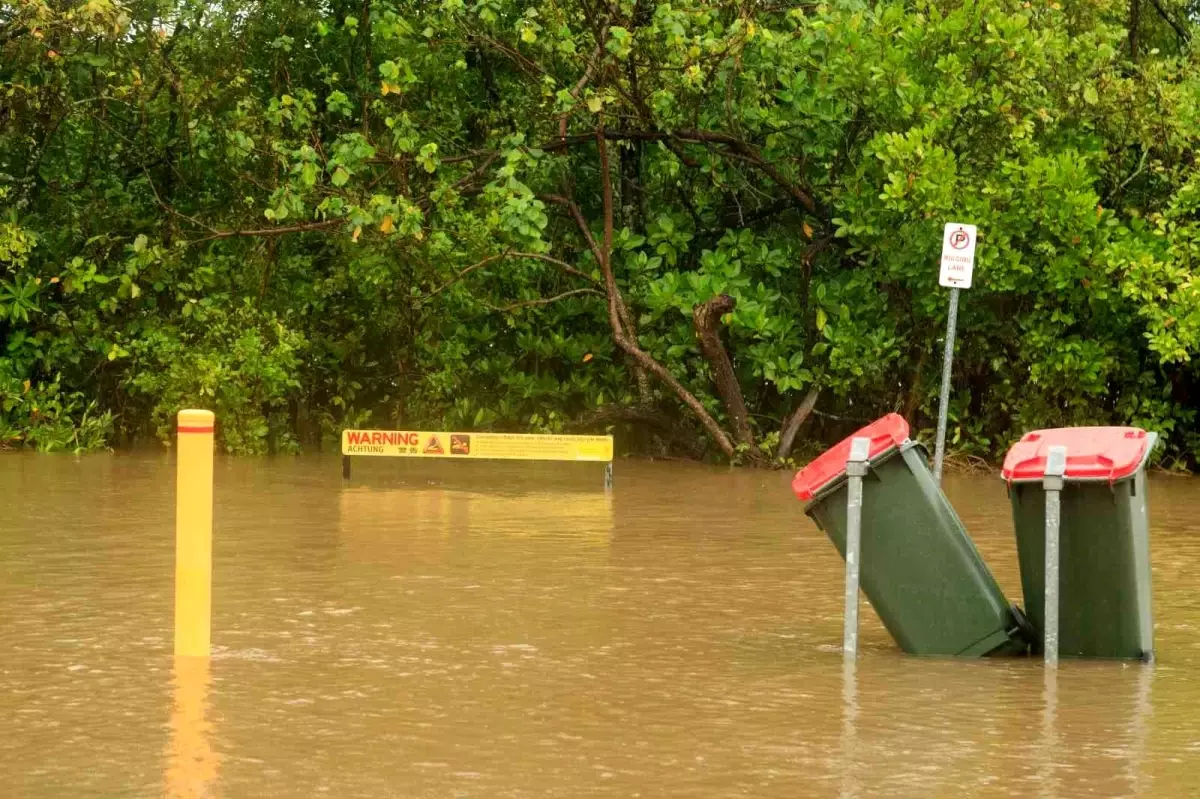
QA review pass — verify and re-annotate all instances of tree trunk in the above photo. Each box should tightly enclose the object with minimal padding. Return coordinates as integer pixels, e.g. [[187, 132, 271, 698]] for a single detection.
[[617, 83, 651, 404], [693, 294, 754, 450], [1128, 0, 1141, 60], [777, 387, 819, 461], [579, 131, 737, 459], [903, 344, 928, 422]]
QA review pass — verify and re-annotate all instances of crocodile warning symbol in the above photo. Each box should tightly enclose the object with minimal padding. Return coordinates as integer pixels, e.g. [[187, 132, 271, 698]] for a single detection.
[[423, 435, 444, 455]]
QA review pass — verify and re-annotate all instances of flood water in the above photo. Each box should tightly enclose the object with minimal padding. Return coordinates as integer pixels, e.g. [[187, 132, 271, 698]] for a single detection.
[[3, 453, 1200, 797]]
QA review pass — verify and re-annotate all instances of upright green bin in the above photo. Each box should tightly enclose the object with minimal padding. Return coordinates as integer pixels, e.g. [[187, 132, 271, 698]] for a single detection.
[[1002, 427, 1156, 660], [793, 414, 1029, 657]]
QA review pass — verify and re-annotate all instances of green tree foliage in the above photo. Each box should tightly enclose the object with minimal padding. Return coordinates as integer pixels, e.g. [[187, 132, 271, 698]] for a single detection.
[[1, 0, 1198, 462]]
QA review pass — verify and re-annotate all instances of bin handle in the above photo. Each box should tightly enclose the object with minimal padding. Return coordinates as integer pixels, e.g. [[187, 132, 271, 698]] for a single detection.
[[1004, 455, 1039, 485], [1092, 454, 1116, 486]]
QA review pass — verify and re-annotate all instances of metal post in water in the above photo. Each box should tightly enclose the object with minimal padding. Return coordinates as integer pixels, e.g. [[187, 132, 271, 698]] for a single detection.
[[604, 461, 613, 492], [1042, 445, 1067, 667], [843, 437, 871, 660], [932, 287, 960, 485], [342, 455, 351, 480]]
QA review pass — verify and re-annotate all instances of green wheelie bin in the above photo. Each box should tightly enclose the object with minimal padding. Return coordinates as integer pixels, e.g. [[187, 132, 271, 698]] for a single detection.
[[1002, 427, 1156, 660], [793, 414, 1030, 657]]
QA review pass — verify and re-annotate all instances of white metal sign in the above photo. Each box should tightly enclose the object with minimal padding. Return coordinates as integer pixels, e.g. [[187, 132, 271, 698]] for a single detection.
[[939, 223, 977, 289]]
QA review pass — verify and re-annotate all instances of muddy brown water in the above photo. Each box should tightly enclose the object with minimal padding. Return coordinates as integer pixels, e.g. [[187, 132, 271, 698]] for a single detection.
[[2, 454, 1199, 797]]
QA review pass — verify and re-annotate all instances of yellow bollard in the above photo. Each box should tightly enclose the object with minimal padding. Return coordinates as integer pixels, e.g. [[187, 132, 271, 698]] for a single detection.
[[174, 409, 214, 658]]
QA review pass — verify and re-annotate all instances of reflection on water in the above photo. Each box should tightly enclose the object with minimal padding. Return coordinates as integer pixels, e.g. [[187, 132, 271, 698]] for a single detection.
[[2, 455, 1200, 796], [1040, 667, 1060, 799], [839, 660, 859, 799], [165, 658, 219, 799]]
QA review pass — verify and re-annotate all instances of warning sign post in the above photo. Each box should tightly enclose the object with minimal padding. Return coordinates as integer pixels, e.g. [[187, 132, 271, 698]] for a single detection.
[[933, 222, 978, 484], [341, 430, 614, 488]]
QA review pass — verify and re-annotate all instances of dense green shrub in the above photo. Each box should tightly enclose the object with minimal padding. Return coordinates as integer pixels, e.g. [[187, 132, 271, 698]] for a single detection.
[[2, 0, 1198, 461]]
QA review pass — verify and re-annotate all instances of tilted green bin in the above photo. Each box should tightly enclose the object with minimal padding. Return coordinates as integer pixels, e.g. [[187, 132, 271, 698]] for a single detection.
[[1002, 427, 1156, 660], [793, 414, 1029, 657]]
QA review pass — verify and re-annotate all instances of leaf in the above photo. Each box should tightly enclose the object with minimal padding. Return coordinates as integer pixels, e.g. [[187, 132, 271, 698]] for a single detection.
[[133, 234, 147, 253], [1083, 85, 1099, 105], [351, 226, 362, 243], [327, 90, 352, 115], [379, 215, 395, 234], [587, 96, 603, 113], [300, 163, 318, 187], [803, 222, 814, 240], [815, 308, 827, 331], [331, 167, 350, 186], [419, 142, 439, 173]]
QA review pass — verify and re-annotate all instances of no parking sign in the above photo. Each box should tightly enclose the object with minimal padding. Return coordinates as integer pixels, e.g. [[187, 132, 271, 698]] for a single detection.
[[939, 223, 977, 289]]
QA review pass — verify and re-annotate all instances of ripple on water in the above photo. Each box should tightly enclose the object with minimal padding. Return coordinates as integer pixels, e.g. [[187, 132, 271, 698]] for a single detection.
[[1, 456, 1199, 796]]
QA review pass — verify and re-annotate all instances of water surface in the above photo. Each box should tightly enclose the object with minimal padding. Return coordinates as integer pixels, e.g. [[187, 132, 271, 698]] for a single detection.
[[2, 454, 1199, 797]]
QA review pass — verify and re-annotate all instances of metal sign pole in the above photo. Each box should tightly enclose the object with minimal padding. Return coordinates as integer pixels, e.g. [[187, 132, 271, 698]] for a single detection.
[[604, 462, 613, 492], [1042, 445, 1067, 666], [932, 287, 960, 485], [933, 222, 976, 485], [843, 437, 871, 660]]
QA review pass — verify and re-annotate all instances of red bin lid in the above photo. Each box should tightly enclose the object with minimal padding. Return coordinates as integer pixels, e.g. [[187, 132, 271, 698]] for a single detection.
[[1001, 427, 1151, 483], [791, 413, 910, 502]]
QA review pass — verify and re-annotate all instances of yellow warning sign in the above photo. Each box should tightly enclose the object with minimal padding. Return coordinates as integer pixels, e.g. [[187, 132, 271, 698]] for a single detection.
[[341, 430, 613, 462]]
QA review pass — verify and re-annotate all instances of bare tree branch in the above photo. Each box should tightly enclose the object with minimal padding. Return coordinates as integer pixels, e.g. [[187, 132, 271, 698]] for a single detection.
[[540, 128, 819, 214], [484, 288, 604, 312], [187, 219, 342, 245], [559, 42, 605, 140], [423, 253, 509, 301], [142, 166, 220, 234], [422, 251, 600, 304], [594, 130, 737, 458], [1146, 0, 1191, 46], [509, 251, 601, 285], [777, 387, 820, 460], [540, 193, 607, 267]]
